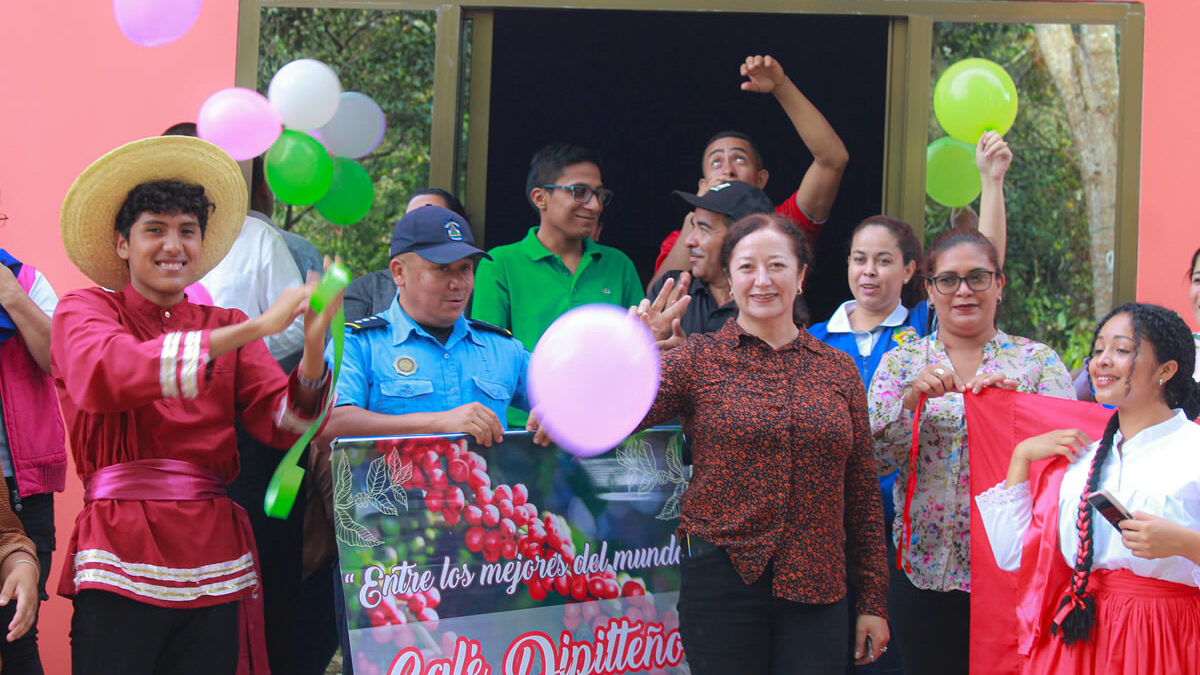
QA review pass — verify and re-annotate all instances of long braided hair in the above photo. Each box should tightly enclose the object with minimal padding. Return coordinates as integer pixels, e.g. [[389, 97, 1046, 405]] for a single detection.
[[1052, 302, 1200, 644]]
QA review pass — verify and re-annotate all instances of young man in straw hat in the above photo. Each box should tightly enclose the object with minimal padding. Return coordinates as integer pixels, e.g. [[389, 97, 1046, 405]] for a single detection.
[[53, 135, 342, 675]]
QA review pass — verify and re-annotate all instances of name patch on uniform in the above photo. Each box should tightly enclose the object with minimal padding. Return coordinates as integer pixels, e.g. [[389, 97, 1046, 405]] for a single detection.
[[444, 220, 464, 241], [394, 355, 418, 376]]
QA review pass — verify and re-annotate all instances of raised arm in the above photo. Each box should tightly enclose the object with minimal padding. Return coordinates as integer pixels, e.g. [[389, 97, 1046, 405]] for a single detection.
[[976, 131, 1011, 268], [741, 55, 848, 224]]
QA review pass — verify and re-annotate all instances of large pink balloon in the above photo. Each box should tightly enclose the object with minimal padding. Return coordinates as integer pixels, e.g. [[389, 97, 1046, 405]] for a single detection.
[[114, 0, 202, 47], [197, 88, 282, 161], [528, 305, 661, 457]]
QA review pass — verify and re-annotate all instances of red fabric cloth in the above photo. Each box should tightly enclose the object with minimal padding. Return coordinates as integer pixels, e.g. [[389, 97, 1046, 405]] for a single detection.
[[51, 285, 327, 612], [1023, 569, 1200, 675], [963, 388, 1112, 675]]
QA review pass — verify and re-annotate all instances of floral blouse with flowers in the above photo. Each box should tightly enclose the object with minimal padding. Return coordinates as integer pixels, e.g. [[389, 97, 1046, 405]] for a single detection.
[[867, 329, 1074, 592]]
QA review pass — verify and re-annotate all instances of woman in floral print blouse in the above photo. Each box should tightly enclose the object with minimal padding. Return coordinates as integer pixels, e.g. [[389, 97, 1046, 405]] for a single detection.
[[867, 226, 1074, 673]]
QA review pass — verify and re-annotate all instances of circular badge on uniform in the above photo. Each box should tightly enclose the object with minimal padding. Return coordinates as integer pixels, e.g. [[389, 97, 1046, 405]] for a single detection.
[[393, 355, 417, 376]]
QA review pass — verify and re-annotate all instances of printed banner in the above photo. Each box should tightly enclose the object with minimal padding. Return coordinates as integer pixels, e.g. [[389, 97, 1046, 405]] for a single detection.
[[332, 428, 690, 675]]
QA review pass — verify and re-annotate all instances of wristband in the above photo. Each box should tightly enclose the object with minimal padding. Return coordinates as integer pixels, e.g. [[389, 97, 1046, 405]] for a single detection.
[[298, 367, 328, 390], [9, 558, 36, 572]]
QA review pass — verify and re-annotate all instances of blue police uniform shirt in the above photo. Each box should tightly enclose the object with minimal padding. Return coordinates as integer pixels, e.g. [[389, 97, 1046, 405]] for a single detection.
[[331, 298, 531, 422]]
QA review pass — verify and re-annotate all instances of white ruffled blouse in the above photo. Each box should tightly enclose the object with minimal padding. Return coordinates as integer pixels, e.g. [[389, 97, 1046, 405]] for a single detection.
[[977, 410, 1200, 587]]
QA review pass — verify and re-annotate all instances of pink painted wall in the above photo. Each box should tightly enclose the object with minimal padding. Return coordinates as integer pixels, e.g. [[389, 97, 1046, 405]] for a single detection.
[[0, 1, 240, 672], [1132, 0, 1199, 325], [0, 0, 1193, 672]]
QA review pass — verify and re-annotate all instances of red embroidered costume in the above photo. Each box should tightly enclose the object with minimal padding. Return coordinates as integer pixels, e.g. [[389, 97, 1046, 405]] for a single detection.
[[51, 285, 328, 606]]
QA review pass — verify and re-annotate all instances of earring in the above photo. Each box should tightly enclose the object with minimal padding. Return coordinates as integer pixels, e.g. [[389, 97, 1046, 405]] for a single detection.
[[1159, 378, 1165, 386]]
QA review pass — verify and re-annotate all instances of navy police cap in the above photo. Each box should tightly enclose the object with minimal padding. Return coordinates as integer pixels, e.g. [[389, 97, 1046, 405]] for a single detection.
[[389, 205, 491, 263]]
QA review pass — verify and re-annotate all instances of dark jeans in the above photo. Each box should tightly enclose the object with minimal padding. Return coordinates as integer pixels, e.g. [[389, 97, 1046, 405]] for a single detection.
[[71, 590, 238, 675], [6, 478, 53, 675], [888, 569, 969, 675], [678, 544, 848, 675]]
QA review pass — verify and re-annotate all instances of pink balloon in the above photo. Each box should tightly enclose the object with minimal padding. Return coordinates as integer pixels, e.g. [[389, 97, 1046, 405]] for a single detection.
[[113, 0, 202, 47], [197, 88, 282, 161], [528, 305, 661, 457]]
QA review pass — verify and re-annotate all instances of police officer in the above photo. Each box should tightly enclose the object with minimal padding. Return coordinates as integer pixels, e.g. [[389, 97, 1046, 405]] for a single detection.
[[323, 205, 532, 447]]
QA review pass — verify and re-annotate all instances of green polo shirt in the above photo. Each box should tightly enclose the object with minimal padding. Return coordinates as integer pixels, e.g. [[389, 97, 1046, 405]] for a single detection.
[[472, 226, 643, 426]]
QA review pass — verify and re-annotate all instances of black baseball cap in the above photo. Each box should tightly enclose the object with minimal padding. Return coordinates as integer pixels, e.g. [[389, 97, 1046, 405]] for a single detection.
[[672, 180, 774, 222], [389, 205, 491, 262]]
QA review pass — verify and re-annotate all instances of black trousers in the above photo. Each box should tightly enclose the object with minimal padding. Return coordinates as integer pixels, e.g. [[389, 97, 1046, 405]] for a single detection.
[[888, 569, 969, 675], [70, 590, 238, 675], [678, 546, 848, 675]]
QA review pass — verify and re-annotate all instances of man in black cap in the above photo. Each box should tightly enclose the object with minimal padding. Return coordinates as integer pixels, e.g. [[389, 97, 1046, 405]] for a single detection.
[[640, 180, 775, 339]]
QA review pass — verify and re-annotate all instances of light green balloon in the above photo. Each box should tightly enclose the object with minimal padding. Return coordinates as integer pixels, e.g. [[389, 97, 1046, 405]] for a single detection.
[[315, 158, 374, 225], [926, 137, 981, 208], [265, 130, 333, 205], [933, 58, 1019, 145]]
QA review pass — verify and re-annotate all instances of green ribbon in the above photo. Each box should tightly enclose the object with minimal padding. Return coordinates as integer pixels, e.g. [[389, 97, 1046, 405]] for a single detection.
[[264, 263, 350, 519]]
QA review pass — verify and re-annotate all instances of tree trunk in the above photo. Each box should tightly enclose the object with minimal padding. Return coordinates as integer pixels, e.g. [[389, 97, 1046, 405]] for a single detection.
[[1034, 24, 1118, 321]]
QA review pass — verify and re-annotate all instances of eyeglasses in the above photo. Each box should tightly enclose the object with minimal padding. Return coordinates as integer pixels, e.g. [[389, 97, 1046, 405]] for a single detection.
[[930, 270, 996, 295], [540, 184, 613, 206]]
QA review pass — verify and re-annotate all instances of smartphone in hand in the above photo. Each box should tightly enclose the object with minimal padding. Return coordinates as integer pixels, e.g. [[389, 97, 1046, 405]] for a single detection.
[[1086, 488, 1132, 530]]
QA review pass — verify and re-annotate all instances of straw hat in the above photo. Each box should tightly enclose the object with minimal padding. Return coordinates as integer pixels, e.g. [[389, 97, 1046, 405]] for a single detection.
[[60, 136, 248, 290]]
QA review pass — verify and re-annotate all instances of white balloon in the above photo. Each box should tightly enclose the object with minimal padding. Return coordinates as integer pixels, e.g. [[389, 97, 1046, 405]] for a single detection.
[[319, 92, 387, 158], [268, 59, 342, 131]]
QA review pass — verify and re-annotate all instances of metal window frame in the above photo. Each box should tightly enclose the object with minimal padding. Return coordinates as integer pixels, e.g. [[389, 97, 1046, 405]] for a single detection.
[[238, 0, 1144, 301]]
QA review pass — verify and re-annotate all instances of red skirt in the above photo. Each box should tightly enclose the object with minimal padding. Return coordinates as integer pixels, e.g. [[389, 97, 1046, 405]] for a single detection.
[[1023, 568, 1200, 674]]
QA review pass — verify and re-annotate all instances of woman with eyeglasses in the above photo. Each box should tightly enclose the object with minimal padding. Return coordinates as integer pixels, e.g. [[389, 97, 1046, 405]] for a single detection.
[[978, 303, 1200, 673], [867, 226, 1075, 673], [809, 132, 1010, 674]]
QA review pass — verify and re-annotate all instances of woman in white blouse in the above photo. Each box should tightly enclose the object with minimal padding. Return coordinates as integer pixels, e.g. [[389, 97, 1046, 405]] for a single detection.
[[979, 302, 1200, 673]]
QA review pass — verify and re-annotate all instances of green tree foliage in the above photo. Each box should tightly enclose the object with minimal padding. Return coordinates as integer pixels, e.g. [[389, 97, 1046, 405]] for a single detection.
[[928, 23, 1096, 369], [258, 8, 438, 277]]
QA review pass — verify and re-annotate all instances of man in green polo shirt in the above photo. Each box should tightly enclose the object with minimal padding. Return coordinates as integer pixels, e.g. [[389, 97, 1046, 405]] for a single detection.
[[472, 143, 642, 426]]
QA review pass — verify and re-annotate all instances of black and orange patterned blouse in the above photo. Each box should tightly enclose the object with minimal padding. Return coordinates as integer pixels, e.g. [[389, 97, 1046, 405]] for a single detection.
[[642, 319, 888, 618]]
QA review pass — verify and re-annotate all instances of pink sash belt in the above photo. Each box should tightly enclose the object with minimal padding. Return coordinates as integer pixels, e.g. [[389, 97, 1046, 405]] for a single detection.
[[85, 458, 226, 502], [84, 458, 270, 675]]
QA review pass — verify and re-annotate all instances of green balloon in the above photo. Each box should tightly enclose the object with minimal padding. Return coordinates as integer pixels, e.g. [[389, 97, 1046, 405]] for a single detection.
[[315, 158, 374, 225], [265, 130, 333, 205], [933, 57, 1019, 145], [926, 137, 981, 208]]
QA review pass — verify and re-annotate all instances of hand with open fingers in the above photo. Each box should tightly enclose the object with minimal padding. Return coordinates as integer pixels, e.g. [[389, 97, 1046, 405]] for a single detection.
[[964, 371, 1020, 394], [258, 283, 314, 337], [1014, 428, 1092, 463], [903, 363, 964, 409], [0, 554, 37, 642], [525, 409, 553, 447], [1120, 512, 1200, 561], [439, 402, 505, 447], [853, 614, 890, 665], [976, 131, 1012, 182], [656, 319, 686, 352], [637, 274, 692, 341], [739, 55, 787, 94]]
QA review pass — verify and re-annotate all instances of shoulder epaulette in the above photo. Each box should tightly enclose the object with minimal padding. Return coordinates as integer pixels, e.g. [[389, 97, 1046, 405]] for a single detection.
[[468, 318, 514, 338], [346, 315, 389, 333]]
